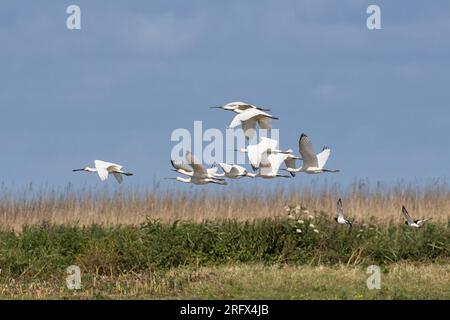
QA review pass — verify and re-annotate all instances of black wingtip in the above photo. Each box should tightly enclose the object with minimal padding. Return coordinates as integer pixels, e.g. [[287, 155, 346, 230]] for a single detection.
[[338, 198, 342, 205], [299, 133, 307, 142]]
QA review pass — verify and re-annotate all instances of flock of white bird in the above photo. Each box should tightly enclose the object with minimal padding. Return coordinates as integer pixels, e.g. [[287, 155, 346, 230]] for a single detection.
[[72, 101, 430, 228], [169, 101, 340, 186]]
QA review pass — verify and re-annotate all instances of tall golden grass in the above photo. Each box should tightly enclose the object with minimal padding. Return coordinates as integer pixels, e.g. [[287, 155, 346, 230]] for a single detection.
[[1, 179, 449, 231]]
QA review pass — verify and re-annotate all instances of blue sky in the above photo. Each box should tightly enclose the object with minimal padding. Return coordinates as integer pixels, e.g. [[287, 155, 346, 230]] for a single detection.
[[0, 1, 449, 191]]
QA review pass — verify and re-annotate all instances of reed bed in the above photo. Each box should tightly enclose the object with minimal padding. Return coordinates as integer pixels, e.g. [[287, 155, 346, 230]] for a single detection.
[[0, 179, 449, 232]]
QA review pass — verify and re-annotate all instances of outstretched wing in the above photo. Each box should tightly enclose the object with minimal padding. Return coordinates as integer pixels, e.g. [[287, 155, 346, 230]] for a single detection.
[[258, 117, 272, 130], [268, 153, 290, 175], [186, 151, 207, 177], [317, 147, 331, 169], [337, 198, 344, 219], [94, 160, 112, 181], [298, 134, 318, 168], [112, 172, 124, 184], [229, 109, 272, 129], [218, 163, 233, 174], [241, 117, 257, 139], [171, 160, 193, 173], [402, 206, 414, 224]]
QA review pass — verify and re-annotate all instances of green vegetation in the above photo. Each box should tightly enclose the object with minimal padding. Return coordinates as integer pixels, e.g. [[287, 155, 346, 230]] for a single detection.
[[0, 216, 448, 280]]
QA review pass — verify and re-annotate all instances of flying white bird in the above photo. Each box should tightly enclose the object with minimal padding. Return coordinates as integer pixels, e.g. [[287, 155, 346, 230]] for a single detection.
[[218, 163, 256, 179], [168, 151, 226, 185], [256, 152, 292, 179], [335, 198, 352, 227], [170, 160, 221, 179], [228, 108, 279, 139], [211, 101, 270, 113], [73, 160, 133, 184], [402, 206, 431, 228], [238, 137, 286, 171], [287, 133, 340, 174]]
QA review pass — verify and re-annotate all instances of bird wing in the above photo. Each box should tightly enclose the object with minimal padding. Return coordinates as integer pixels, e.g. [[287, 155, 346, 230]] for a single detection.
[[259, 165, 273, 176], [207, 166, 219, 176], [337, 198, 344, 219], [402, 206, 414, 224], [112, 172, 124, 184], [96, 168, 109, 181], [185, 151, 207, 177], [229, 166, 241, 176], [229, 109, 272, 129], [298, 134, 318, 168], [247, 145, 261, 169], [258, 117, 272, 130], [233, 165, 247, 175], [259, 137, 279, 152], [268, 153, 290, 175], [284, 156, 297, 170], [218, 163, 233, 174], [171, 160, 193, 173], [317, 147, 331, 169], [241, 117, 257, 139], [234, 103, 255, 112], [95, 160, 123, 171]]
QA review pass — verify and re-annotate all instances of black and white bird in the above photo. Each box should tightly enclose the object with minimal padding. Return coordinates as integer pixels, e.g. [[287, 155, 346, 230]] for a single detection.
[[334, 198, 352, 227], [287, 133, 340, 174], [402, 206, 431, 228]]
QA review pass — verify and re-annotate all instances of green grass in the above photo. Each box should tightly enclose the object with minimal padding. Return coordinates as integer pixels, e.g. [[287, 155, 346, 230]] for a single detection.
[[0, 216, 448, 280], [1, 263, 449, 299]]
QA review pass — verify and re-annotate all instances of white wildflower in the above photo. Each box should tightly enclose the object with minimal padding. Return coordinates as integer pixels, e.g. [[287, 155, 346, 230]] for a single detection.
[[297, 220, 304, 224], [313, 229, 319, 234], [296, 228, 302, 234]]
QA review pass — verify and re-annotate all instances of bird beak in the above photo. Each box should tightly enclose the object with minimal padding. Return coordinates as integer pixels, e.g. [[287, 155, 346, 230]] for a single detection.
[[72, 169, 84, 172], [210, 106, 223, 110]]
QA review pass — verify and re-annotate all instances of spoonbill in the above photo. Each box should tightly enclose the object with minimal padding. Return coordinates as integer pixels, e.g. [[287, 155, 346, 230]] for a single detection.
[[402, 206, 431, 228], [287, 133, 340, 174], [218, 163, 256, 179], [335, 198, 353, 227], [168, 151, 226, 186], [170, 160, 222, 178], [228, 108, 279, 139], [238, 137, 284, 171], [211, 101, 270, 113], [73, 160, 133, 183]]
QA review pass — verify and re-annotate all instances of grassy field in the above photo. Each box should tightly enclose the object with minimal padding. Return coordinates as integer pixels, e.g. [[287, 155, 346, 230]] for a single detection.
[[0, 181, 449, 299], [1, 263, 450, 299]]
